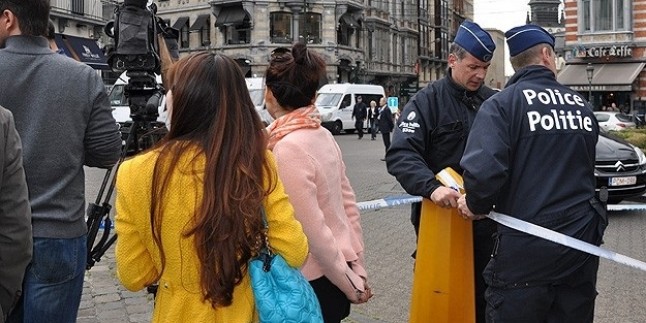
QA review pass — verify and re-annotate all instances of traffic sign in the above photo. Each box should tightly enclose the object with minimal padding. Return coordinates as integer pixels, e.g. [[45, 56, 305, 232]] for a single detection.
[[388, 96, 399, 109]]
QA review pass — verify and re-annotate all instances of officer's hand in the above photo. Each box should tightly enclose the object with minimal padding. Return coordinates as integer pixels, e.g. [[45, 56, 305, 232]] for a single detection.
[[430, 186, 461, 209], [457, 195, 487, 220]]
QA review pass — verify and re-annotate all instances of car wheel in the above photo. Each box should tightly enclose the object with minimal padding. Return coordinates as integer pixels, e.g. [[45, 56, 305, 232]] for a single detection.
[[330, 121, 342, 135]]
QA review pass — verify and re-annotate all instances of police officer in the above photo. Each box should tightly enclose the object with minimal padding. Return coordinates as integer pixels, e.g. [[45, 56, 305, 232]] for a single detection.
[[457, 25, 606, 322], [385, 20, 498, 323]]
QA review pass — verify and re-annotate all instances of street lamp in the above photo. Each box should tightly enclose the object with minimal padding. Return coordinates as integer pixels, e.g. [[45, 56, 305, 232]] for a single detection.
[[586, 63, 594, 107]]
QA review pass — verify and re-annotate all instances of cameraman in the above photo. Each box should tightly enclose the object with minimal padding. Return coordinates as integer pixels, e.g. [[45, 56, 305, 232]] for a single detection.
[[0, 1, 121, 322]]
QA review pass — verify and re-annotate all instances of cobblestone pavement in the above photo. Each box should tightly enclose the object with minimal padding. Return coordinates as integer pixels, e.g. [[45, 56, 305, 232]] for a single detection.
[[80, 134, 646, 323]]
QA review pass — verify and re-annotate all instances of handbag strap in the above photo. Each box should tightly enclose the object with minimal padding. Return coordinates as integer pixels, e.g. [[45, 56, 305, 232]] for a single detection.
[[260, 207, 273, 256]]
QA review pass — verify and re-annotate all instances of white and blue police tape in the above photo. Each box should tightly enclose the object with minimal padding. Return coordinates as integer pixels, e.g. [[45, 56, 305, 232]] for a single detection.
[[356, 195, 423, 212], [358, 194, 646, 272], [488, 211, 646, 272]]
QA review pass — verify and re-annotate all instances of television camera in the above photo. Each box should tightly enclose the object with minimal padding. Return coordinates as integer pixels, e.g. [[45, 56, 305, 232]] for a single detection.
[[86, 0, 179, 271]]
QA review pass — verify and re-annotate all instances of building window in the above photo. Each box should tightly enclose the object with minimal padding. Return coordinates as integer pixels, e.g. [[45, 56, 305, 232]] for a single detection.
[[190, 15, 211, 47], [224, 25, 250, 45], [338, 13, 360, 47], [616, 0, 625, 28], [200, 19, 211, 46], [581, 0, 629, 32], [582, 0, 591, 31], [271, 12, 292, 44], [215, 7, 251, 45], [179, 19, 190, 48], [301, 12, 321, 44], [368, 30, 374, 60]]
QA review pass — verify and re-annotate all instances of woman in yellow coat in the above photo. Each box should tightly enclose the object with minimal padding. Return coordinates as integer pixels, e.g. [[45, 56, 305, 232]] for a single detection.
[[114, 52, 309, 323]]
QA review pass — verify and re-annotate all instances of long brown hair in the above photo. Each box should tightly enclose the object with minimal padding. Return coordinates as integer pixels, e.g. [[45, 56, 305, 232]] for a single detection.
[[149, 52, 272, 307]]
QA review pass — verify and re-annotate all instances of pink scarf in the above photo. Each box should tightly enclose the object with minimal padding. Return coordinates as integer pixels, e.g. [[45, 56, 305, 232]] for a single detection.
[[266, 105, 321, 150]]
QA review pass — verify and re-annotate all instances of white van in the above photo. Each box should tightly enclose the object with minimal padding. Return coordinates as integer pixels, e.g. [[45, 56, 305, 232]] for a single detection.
[[246, 77, 274, 126], [315, 84, 386, 135], [109, 73, 272, 127]]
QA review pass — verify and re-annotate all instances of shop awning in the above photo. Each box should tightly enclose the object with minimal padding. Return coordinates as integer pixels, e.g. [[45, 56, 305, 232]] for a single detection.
[[558, 62, 645, 92], [339, 13, 360, 28], [55, 34, 109, 70], [190, 14, 210, 31], [215, 7, 249, 27], [172, 16, 189, 30]]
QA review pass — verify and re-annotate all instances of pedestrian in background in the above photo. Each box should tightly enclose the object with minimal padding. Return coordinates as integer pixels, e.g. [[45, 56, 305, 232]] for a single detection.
[[115, 52, 309, 322], [377, 97, 394, 161], [0, 106, 32, 322], [265, 43, 372, 323], [351, 95, 367, 139], [368, 100, 379, 140], [385, 20, 498, 322], [0, 1, 122, 322], [458, 24, 606, 322]]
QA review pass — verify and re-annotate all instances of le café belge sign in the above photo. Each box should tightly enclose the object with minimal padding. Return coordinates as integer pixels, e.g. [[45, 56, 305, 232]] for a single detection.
[[572, 45, 633, 59]]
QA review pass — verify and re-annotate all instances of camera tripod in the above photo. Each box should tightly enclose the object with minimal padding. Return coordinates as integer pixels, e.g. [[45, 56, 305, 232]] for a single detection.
[[86, 74, 166, 270]]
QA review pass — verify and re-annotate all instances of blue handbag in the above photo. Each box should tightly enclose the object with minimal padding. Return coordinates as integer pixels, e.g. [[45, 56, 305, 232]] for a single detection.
[[249, 210, 323, 323]]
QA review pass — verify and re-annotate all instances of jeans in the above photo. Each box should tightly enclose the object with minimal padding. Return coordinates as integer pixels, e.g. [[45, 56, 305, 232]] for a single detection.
[[7, 235, 86, 323], [369, 120, 378, 139]]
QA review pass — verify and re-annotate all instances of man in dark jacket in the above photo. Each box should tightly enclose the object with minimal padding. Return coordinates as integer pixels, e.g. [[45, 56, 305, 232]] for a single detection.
[[0, 106, 31, 321], [458, 24, 605, 322], [0, 1, 122, 322], [385, 20, 498, 322], [377, 97, 394, 160], [351, 95, 367, 139]]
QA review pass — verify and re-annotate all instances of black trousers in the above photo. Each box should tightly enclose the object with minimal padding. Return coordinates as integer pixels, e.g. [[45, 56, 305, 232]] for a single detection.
[[309, 276, 351, 323], [355, 120, 364, 138], [484, 256, 599, 323], [381, 131, 391, 153]]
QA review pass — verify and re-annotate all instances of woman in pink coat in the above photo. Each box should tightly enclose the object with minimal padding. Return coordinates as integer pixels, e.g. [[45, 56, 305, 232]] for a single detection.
[[264, 43, 373, 322]]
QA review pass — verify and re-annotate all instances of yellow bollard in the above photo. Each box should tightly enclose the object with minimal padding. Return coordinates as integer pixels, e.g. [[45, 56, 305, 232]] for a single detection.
[[409, 171, 475, 323]]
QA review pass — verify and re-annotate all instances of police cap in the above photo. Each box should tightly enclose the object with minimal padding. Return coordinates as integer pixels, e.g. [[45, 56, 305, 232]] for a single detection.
[[505, 24, 555, 57], [453, 20, 496, 62]]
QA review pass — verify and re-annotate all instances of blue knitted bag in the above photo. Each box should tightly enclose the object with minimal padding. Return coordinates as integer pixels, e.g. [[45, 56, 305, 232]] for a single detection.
[[249, 210, 323, 323]]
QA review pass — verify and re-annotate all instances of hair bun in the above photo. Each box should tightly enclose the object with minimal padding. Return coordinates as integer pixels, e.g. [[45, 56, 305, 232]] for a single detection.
[[291, 43, 309, 65]]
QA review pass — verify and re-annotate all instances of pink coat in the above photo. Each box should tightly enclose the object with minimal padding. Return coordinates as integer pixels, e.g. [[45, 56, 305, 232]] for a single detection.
[[270, 126, 367, 301]]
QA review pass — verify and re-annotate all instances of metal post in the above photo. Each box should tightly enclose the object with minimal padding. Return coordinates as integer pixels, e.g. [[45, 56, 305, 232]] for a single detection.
[[586, 63, 595, 107]]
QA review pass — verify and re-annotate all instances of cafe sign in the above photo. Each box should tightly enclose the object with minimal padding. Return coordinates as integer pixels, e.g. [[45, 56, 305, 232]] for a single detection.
[[572, 45, 633, 59]]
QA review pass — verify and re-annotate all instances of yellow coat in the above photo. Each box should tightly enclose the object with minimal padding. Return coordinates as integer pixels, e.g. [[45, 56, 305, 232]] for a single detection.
[[114, 148, 309, 323]]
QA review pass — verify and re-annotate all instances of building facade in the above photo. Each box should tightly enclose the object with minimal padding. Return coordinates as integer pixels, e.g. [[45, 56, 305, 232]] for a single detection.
[[484, 28, 505, 90], [558, 0, 646, 113], [49, 0, 109, 72], [151, 0, 474, 100]]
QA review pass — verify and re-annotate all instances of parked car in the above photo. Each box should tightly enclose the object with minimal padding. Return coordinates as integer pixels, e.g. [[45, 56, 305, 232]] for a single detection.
[[595, 131, 646, 204], [594, 111, 636, 131]]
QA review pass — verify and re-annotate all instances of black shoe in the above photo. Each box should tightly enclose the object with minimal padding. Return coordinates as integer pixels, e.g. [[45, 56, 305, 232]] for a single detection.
[[371, 138, 376, 140], [380, 158, 386, 161]]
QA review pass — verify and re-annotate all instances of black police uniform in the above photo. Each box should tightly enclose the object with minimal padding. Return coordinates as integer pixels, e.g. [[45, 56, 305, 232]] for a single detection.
[[385, 70, 498, 323], [461, 65, 607, 322]]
